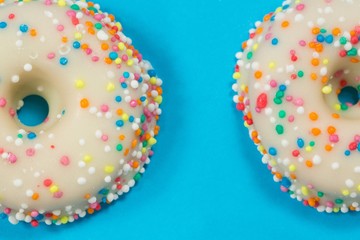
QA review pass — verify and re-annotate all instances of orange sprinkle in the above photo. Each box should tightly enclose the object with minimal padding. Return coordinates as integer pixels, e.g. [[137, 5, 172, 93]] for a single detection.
[[321, 76, 328, 84], [254, 71, 262, 79], [85, 21, 93, 27], [327, 126, 336, 134], [281, 21, 289, 28], [310, 73, 318, 81], [124, 148, 129, 156], [32, 193, 39, 200], [29, 28, 37, 37], [81, 43, 89, 50], [101, 43, 109, 51], [61, 36, 68, 43], [104, 57, 112, 64], [311, 128, 321, 136], [325, 144, 333, 152], [84, 193, 91, 199], [116, 109, 123, 116], [119, 134, 125, 141], [305, 160, 313, 168], [290, 173, 297, 180], [350, 58, 360, 63], [312, 27, 320, 34], [332, 27, 341, 36], [87, 208, 95, 214], [275, 172, 282, 180], [132, 161, 140, 169], [308, 198, 317, 207], [154, 126, 160, 135], [135, 129, 142, 136], [311, 58, 320, 66], [131, 140, 137, 149], [88, 27, 95, 35], [332, 113, 340, 119], [80, 98, 89, 108], [263, 13, 272, 22], [309, 112, 318, 121], [315, 43, 323, 52], [255, 27, 263, 35]]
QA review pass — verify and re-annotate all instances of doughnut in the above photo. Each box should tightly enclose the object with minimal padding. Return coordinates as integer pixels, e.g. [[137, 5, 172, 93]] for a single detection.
[[233, 0, 360, 213], [0, 0, 162, 226]]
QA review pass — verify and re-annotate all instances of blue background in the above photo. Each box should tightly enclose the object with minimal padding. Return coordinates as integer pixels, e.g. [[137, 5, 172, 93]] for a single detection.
[[2, 0, 360, 239]]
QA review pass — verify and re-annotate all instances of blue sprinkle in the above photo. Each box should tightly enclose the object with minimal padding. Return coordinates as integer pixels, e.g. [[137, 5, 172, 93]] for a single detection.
[[138, 77, 143, 83], [297, 138, 305, 148], [148, 69, 156, 77], [0, 22, 7, 29], [282, 4, 290, 10], [357, 143, 360, 152], [73, 41, 81, 49], [60, 57, 68, 66], [109, 52, 118, 60], [269, 147, 277, 156], [123, 72, 130, 78], [279, 84, 287, 91], [129, 116, 134, 122], [27, 132, 37, 140], [325, 35, 334, 44], [140, 96, 146, 102], [34, 214, 44, 221], [116, 120, 124, 127], [281, 177, 291, 188], [271, 38, 279, 45], [121, 82, 128, 89], [19, 24, 29, 33], [345, 150, 351, 156], [316, 34, 325, 43], [115, 96, 122, 103]]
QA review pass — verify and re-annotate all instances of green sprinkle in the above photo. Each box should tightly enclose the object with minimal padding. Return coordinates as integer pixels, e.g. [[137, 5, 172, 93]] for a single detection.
[[309, 141, 315, 147], [134, 173, 142, 181], [320, 28, 327, 34], [298, 71, 304, 78], [116, 144, 123, 151], [17, 134, 23, 139], [318, 192, 324, 198], [70, 4, 80, 10], [247, 52, 253, 60], [94, 23, 102, 30], [140, 115, 146, 123], [279, 110, 286, 118], [347, 48, 357, 56], [276, 125, 284, 135], [335, 199, 344, 204], [340, 37, 347, 45], [341, 104, 349, 111], [276, 91, 284, 98], [274, 98, 282, 105]]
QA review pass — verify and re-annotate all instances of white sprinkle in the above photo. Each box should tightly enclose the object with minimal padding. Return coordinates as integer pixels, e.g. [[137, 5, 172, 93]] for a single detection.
[[15, 40, 23, 48], [104, 176, 111, 183], [15, 138, 23, 146], [130, 80, 139, 89], [79, 138, 85, 146], [26, 189, 33, 197], [11, 75, 20, 83], [95, 130, 102, 138], [354, 166, 360, 173], [313, 155, 322, 165], [88, 167, 96, 175], [331, 162, 340, 170], [24, 63, 32, 72], [78, 161, 86, 168], [107, 71, 115, 79], [13, 179, 23, 187], [346, 179, 354, 188], [104, 145, 111, 152], [77, 177, 86, 185], [296, 107, 304, 114], [97, 30, 109, 41], [121, 185, 130, 193], [281, 140, 289, 147]]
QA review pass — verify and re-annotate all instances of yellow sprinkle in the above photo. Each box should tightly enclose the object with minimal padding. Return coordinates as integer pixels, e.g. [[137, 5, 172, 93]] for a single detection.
[[126, 49, 133, 56], [127, 59, 134, 66], [333, 207, 340, 213], [122, 113, 129, 121], [275, 7, 282, 13], [357, 185, 360, 192], [150, 77, 157, 85], [342, 189, 350, 196], [252, 43, 258, 51], [115, 58, 122, 64], [61, 216, 68, 224], [301, 186, 309, 196], [104, 165, 114, 174], [321, 85, 332, 94], [141, 147, 147, 153], [115, 22, 122, 31], [269, 159, 277, 167], [323, 59, 329, 65], [233, 72, 241, 80], [74, 32, 82, 40], [334, 104, 341, 111], [268, 61, 276, 69], [58, 0, 66, 7], [155, 96, 163, 104], [240, 84, 247, 91], [50, 185, 59, 193], [107, 82, 115, 92], [305, 146, 312, 152], [83, 155, 92, 163], [148, 137, 157, 146], [118, 42, 125, 51], [75, 79, 85, 89], [289, 164, 296, 172]]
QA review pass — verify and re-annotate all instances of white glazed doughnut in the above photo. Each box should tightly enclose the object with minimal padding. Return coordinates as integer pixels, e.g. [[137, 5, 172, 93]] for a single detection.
[[0, 0, 162, 226], [234, 0, 360, 213]]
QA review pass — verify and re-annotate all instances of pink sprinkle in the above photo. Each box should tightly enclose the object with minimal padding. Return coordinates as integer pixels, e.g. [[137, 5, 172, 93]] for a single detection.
[[265, 33, 272, 40], [26, 148, 35, 157], [30, 211, 39, 217], [280, 186, 288, 192], [100, 104, 109, 112], [269, 80, 277, 88], [57, 24, 64, 32], [0, 148, 4, 154], [53, 191, 63, 198], [134, 73, 140, 80], [288, 115, 295, 123], [285, 96, 293, 102], [8, 152, 17, 164], [47, 52, 56, 59], [92, 56, 99, 62], [60, 156, 70, 166], [326, 201, 335, 208], [140, 156, 147, 162], [66, 10, 76, 17], [3, 208, 11, 214], [130, 100, 137, 108], [9, 108, 15, 117], [121, 55, 128, 61], [85, 48, 93, 55], [0, 97, 7, 107], [355, 135, 360, 141], [296, 3, 305, 11], [94, 14, 105, 21], [329, 134, 339, 143], [44, 0, 52, 5], [101, 135, 108, 142], [299, 40, 306, 47], [293, 98, 304, 106], [112, 46, 119, 52], [119, 76, 126, 83]]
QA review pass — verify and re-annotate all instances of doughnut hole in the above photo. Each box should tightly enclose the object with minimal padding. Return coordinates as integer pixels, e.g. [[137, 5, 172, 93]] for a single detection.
[[323, 67, 360, 118], [9, 68, 63, 132]]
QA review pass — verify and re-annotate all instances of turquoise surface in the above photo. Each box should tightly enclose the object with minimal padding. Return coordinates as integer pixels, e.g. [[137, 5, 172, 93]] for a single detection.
[[2, 0, 360, 239]]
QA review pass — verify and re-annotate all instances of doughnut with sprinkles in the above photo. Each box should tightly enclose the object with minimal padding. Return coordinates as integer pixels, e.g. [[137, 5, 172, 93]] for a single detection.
[[233, 0, 360, 213], [0, 0, 162, 226]]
